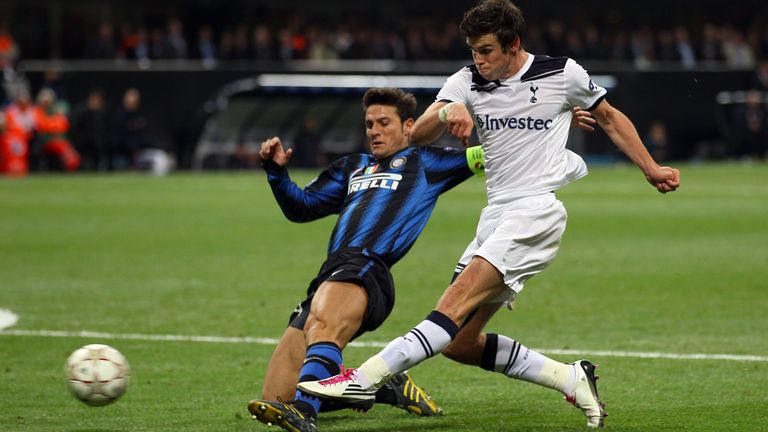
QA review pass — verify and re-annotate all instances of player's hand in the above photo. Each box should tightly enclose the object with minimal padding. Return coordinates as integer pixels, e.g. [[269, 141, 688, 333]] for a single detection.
[[259, 136, 293, 166], [441, 102, 474, 147], [571, 106, 596, 131], [645, 165, 680, 193]]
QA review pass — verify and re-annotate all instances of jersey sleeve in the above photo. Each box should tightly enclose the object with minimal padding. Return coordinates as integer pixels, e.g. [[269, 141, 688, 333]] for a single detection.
[[564, 59, 607, 111], [435, 68, 472, 104], [422, 145, 481, 192], [263, 157, 348, 222]]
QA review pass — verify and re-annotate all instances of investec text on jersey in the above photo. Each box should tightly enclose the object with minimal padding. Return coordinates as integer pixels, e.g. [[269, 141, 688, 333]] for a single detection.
[[476, 114, 553, 131]]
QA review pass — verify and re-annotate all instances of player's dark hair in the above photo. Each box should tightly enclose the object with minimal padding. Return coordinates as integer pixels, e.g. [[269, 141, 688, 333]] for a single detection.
[[362, 87, 417, 122], [460, 0, 525, 50]]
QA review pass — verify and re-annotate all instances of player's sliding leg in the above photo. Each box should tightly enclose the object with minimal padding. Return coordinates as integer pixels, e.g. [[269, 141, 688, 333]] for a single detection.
[[260, 326, 306, 401], [251, 281, 364, 431], [253, 290, 441, 428]]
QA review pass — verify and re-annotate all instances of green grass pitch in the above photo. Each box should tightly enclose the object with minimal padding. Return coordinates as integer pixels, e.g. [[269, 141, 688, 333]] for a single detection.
[[1, 163, 767, 431]]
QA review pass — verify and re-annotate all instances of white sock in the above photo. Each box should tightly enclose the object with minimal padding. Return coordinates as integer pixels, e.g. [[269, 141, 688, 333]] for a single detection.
[[490, 334, 576, 394], [357, 311, 458, 389]]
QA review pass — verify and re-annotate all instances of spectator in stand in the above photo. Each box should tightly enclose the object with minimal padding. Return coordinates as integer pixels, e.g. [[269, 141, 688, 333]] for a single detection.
[[0, 22, 19, 67], [405, 26, 425, 60], [0, 23, 24, 105], [656, 30, 679, 63], [1, 88, 35, 176], [732, 89, 767, 160], [34, 88, 80, 172], [700, 24, 724, 63], [759, 26, 768, 60], [218, 30, 235, 60], [722, 27, 756, 69], [111, 88, 151, 170], [194, 24, 217, 65], [130, 27, 150, 62], [277, 29, 296, 60], [631, 28, 656, 69], [674, 27, 697, 69], [85, 22, 117, 59], [149, 28, 167, 59], [582, 26, 604, 60], [231, 25, 251, 60], [608, 31, 633, 62], [306, 27, 337, 60], [252, 25, 276, 60], [644, 120, 671, 162], [292, 116, 321, 168], [164, 18, 188, 59], [749, 61, 768, 91], [40, 68, 66, 100], [71, 88, 110, 171]]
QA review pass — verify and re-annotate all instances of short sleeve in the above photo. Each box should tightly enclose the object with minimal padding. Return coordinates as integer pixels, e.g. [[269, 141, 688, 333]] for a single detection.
[[436, 68, 472, 105], [564, 59, 607, 111]]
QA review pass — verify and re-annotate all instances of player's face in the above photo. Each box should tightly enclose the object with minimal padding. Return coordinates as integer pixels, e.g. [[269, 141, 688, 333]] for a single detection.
[[468, 34, 514, 81], [365, 104, 412, 160]]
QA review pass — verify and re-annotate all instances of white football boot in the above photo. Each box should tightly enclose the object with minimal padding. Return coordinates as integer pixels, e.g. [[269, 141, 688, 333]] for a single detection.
[[565, 360, 607, 428], [298, 367, 377, 403]]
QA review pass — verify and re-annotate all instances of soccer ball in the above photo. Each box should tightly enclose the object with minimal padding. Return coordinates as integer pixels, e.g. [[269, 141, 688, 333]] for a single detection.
[[65, 344, 131, 406]]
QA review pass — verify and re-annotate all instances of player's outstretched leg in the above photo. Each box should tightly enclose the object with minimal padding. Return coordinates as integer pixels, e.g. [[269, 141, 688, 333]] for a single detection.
[[476, 333, 606, 428], [376, 371, 443, 416], [248, 400, 318, 432], [565, 360, 606, 428]]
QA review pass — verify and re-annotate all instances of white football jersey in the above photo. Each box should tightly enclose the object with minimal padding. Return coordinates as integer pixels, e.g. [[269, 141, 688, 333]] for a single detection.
[[436, 54, 607, 205]]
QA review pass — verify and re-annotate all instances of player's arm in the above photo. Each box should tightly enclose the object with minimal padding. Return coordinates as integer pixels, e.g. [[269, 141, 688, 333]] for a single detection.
[[412, 100, 474, 147], [591, 100, 680, 193], [260, 136, 345, 221]]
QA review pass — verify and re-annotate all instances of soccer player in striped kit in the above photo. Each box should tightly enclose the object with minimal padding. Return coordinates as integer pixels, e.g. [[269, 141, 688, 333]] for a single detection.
[[248, 87, 485, 432]]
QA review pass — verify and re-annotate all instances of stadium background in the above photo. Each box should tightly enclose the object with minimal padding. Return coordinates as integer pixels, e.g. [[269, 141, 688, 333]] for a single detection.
[[1, 2, 767, 431], [0, 0, 766, 173]]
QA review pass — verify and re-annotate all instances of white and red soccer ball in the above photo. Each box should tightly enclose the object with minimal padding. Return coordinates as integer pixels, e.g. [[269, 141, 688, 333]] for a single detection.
[[65, 344, 131, 406]]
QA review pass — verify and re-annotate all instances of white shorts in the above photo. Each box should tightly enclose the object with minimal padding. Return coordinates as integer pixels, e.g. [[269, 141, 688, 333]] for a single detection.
[[455, 193, 567, 307]]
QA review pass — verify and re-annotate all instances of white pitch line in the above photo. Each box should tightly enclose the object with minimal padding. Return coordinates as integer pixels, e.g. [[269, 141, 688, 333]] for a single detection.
[[1, 328, 767, 362]]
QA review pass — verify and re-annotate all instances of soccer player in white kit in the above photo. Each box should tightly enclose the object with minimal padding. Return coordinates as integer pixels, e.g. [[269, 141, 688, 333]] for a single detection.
[[299, 0, 680, 428]]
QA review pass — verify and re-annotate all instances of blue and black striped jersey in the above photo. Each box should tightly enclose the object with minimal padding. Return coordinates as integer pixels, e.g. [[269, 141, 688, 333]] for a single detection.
[[264, 146, 476, 267]]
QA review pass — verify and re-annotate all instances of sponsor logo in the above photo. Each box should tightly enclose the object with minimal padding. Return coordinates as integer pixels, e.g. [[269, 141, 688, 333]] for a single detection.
[[529, 83, 539, 103], [348, 172, 402, 194], [476, 114, 553, 131]]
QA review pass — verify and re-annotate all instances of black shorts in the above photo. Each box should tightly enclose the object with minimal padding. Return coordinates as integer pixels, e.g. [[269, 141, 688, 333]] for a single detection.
[[288, 248, 395, 341]]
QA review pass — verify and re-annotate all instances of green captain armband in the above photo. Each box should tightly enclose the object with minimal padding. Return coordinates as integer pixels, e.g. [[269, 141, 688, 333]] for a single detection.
[[466, 145, 485, 176]]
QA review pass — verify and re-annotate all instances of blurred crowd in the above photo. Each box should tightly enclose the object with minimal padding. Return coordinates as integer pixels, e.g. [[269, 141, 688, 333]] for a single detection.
[[67, 14, 768, 69], [0, 79, 170, 176], [0, 22, 173, 176], [1, 6, 767, 175]]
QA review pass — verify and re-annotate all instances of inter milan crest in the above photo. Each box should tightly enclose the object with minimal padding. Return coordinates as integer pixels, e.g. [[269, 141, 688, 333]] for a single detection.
[[390, 156, 407, 169]]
